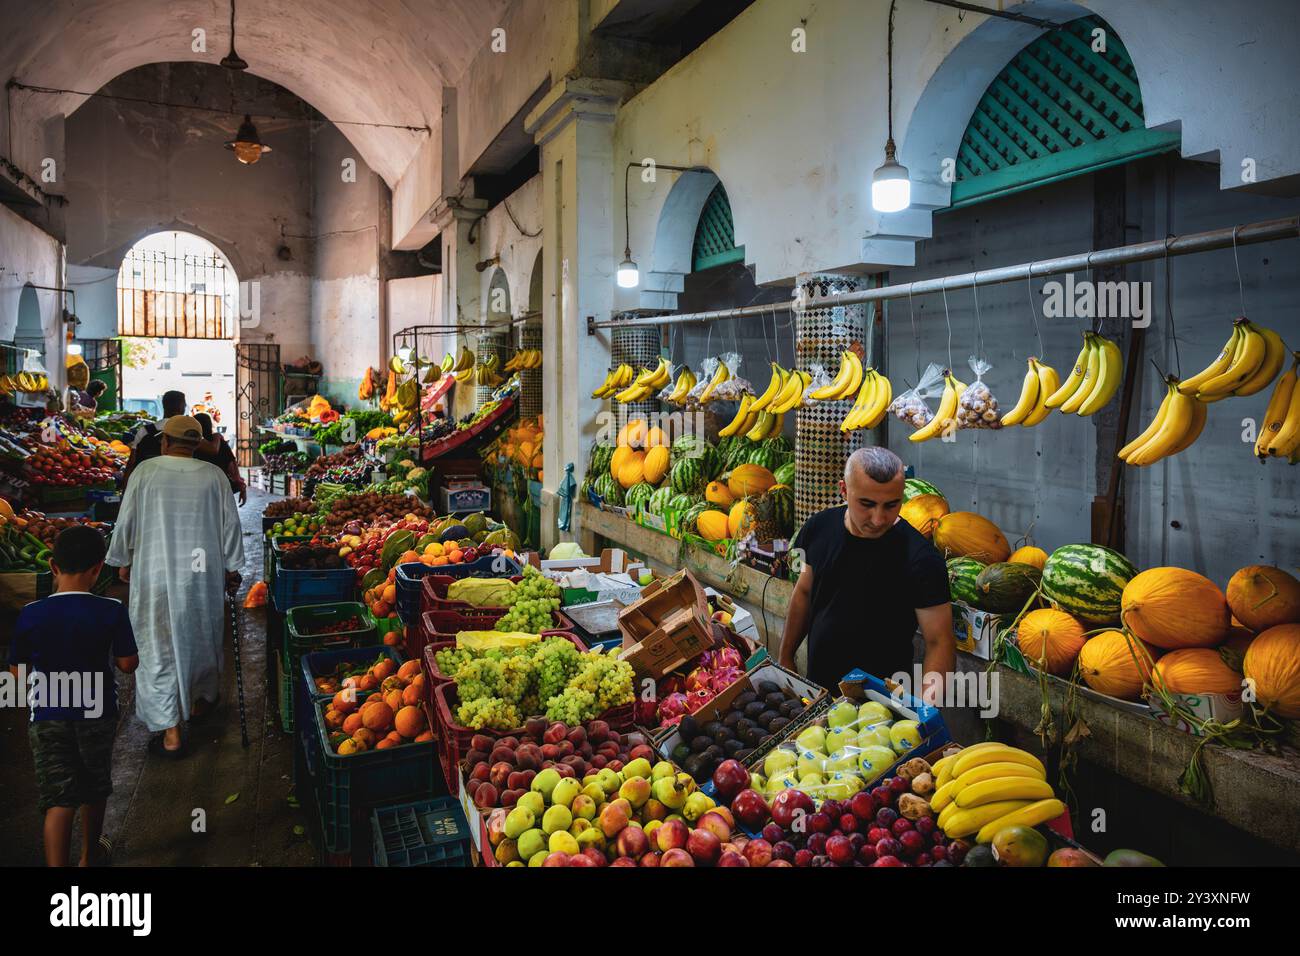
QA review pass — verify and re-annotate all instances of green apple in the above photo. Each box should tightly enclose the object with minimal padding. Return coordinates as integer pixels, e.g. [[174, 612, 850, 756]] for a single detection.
[[795, 725, 827, 753], [858, 701, 893, 724], [651, 760, 676, 781], [683, 791, 715, 822], [766, 768, 799, 794], [750, 772, 767, 792], [824, 726, 856, 755], [548, 830, 580, 855], [890, 719, 921, 753], [542, 803, 573, 835], [796, 749, 827, 779], [595, 768, 622, 794], [859, 724, 894, 749], [550, 777, 581, 809], [622, 757, 652, 780], [824, 749, 858, 774], [517, 827, 547, 861], [571, 793, 597, 821], [530, 768, 561, 800], [858, 744, 898, 781], [827, 700, 859, 729], [517, 791, 545, 817], [822, 771, 863, 801], [764, 746, 798, 778], [797, 771, 824, 791], [504, 805, 535, 839]]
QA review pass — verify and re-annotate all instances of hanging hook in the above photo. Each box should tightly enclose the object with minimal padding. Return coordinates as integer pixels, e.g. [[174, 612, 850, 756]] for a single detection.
[[971, 271, 985, 363], [907, 283, 921, 380], [1165, 232, 1181, 378], [940, 277, 953, 371], [1231, 224, 1247, 318], [1026, 261, 1045, 358]]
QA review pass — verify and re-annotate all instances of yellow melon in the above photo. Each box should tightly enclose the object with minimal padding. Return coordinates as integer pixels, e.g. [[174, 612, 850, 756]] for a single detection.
[[726, 464, 776, 499], [697, 509, 730, 542], [727, 500, 756, 538], [705, 481, 736, 508], [617, 451, 646, 489], [610, 444, 635, 478], [643, 445, 671, 485]]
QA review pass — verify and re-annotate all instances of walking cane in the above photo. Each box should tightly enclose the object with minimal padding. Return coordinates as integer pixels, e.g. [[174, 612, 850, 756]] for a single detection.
[[227, 581, 250, 748]]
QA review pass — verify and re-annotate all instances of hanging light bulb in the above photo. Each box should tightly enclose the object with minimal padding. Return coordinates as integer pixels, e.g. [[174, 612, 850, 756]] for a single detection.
[[871, 138, 911, 213], [617, 248, 640, 289], [66, 343, 83, 356], [225, 114, 272, 165]]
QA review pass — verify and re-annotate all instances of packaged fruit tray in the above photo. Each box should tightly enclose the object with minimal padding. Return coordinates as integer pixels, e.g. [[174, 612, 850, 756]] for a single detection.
[[409, 606, 574, 661], [653, 660, 829, 795], [370, 796, 471, 868], [309, 689, 439, 855]]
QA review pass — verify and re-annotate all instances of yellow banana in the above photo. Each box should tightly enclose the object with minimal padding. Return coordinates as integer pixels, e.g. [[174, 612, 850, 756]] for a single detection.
[[1177, 323, 1241, 395], [718, 395, 755, 437], [860, 370, 892, 428], [999, 358, 1041, 426], [1256, 357, 1298, 457], [1022, 361, 1059, 427], [454, 367, 474, 384], [909, 372, 960, 442], [811, 352, 853, 401], [974, 798, 1067, 845], [1233, 324, 1286, 397], [1128, 387, 1197, 465], [841, 372, 877, 432], [771, 371, 810, 414], [1060, 337, 1099, 414], [1044, 336, 1091, 408], [1267, 360, 1300, 457], [1163, 395, 1207, 458], [1119, 380, 1174, 461], [933, 761, 1049, 813], [592, 368, 616, 398], [951, 744, 1045, 779], [649, 358, 673, 389], [836, 350, 864, 400], [441, 353, 455, 372], [767, 368, 804, 414], [745, 411, 775, 442], [954, 775, 1056, 809], [1077, 335, 1122, 416], [454, 347, 475, 372], [1198, 320, 1267, 397], [942, 800, 1033, 839], [751, 364, 786, 411], [698, 360, 730, 403]]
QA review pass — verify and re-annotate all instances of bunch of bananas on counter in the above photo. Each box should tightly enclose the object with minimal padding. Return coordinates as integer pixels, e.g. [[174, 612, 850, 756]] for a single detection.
[[503, 349, 542, 372], [1178, 318, 1287, 402], [929, 743, 1065, 844], [0, 372, 49, 395], [1254, 351, 1300, 463], [665, 366, 696, 404], [809, 350, 864, 402], [840, 367, 893, 431], [1041, 332, 1122, 417], [998, 358, 1061, 427], [909, 370, 967, 442]]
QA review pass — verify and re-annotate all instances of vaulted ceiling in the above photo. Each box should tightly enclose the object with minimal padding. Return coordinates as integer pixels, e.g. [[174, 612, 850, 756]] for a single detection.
[[0, 0, 514, 185]]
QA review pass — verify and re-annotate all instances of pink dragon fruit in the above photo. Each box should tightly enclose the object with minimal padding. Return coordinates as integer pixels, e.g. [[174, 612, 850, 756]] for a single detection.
[[711, 646, 744, 671], [684, 667, 711, 694], [634, 700, 659, 726], [707, 665, 744, 695], [657, 692, 690, 723], [686, 688, 716, 713], [657, 675, 684, 699]]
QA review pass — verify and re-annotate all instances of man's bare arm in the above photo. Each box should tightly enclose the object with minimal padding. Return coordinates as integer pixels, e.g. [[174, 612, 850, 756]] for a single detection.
[[916, 603, 956, 706]]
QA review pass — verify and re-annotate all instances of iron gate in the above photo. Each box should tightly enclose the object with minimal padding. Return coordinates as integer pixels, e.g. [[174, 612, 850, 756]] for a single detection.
[[236, 343, 281, 468]]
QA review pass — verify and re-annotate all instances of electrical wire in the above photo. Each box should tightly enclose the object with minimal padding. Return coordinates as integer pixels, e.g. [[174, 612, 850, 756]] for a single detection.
[[940, 279, 954, 370], [502, 200, 541, 238]]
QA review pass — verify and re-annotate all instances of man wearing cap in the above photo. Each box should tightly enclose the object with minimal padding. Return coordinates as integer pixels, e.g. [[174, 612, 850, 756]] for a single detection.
[[106, 416, 245, 756]]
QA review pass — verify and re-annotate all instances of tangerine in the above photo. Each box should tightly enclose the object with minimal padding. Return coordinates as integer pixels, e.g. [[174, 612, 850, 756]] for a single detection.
[[363, 701, 395, 732], [383, 630, 400, 647], [372, 659, 397, 681], [342, 712, 363, 734], [384, 689, 404, 712], [394, 705, 425, 738], [357, 673, 379, 692], [401, 683, 421, 707], [397, 659, 421, 682], [382, 584, 398, 605], [332, 690, 358, 714], [414, 730, 434, 743]]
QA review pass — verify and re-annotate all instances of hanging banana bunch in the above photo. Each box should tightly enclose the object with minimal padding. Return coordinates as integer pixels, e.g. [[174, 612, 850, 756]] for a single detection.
[[504, 349, 543, 372], [1118, 376, 1208, 466], [1041, 332, 1122, 416], [909, 371, 967, 442], [718, 394, 757, 437], [1254, 352, 1300, 461], [593, 363, 634, 398], [665, 366, 697, 404], [1179, 318, 1287, 402], [809, 350, 864, 402], [697, 359, 731, 404], [613, 357, 672, 403], [840, 368, 893, 431], [999, 357, 1061, 427]]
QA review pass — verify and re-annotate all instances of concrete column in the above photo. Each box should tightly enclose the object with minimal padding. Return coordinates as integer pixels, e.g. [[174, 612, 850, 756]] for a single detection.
[[431, 196, 489, 422], [525, 78, 631, 550]]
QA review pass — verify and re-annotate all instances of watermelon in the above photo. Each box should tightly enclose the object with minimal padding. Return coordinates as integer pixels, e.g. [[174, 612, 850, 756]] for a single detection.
[[671, 434, 712, 463], [578, 477, 594, 502], [764, 435, 793, 455], [680, 502, 711, 535], [756, 484, 795, 537], [594, 473, 624, 506], [1041, 544, 1138, 625], [947, 557, 986, 606], [668, 493, 699, 513], [647, 485, 675, 516], [723, 437, 756, 472], [773, 461, 796, 486], [590, 441, 616, 478], [904, 478, 943, 502], [670, 457, 706, 495], [625, 481, 655, 512], [973, 562, 1043, 615], [715, 435, 736, 464], [747, 444, 786, 472]]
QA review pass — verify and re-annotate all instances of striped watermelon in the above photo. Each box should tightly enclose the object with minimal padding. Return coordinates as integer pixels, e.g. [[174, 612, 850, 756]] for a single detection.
[[947, 557, 986, 606], [699, 445, 723, 482], [680, 502, 711, 535], [671, 434, 712, 463], [723, 437, 756, 472], [625, 482, 655, 512], [716, 435, 737, 463], [1041, 544, 1138, 624], [670, 457, 706, 495], [647, 485, 675, 516], [594, 473, 624, 506], [668, 493, 699, 513], [904, 478, 942, 502], [747, 444, 786, 472], [764, 435, 792, 455], [774, 461, 796, 486]]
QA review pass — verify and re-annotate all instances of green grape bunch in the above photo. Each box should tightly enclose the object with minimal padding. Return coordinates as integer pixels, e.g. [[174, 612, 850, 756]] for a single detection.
[[456, 696, 521, 730]]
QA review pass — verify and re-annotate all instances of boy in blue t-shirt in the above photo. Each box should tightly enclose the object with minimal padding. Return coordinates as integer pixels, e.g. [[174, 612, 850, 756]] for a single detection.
[[7, 525, 138, 866]]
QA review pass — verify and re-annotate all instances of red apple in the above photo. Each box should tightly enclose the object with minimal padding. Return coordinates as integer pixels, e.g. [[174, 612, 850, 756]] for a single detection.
[[581, 847, 608, 867], [825, 834, 854, 865], [712, 759, 750, 803], [640, 851, 662, 867], [616, 826, 650, 860], [742, 838, 774, 868], [686, 828, 722, 866], [655, 819, 689, 853], [718, 851, 749, 867], [567, 852, 598, 867], [769, 789, 813, 830], [660, 848, 694, 867], [542, 851, 569, 867], [696, 810, 732, 844], [731, 789, 770, 831]]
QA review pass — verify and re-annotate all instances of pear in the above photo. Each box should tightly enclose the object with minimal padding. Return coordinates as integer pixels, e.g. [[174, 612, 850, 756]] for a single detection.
[[517, 791, 545, 817], [619, 775, 652, 809], [569, 817, 592, 837], [622, 757, 652, 780], [548, 830, 580, 855], [595, 768, 622, 795], [825, 726, 856, 755], [652, 774, 688, 811], [859, 701, 893, 724], [824, 749, 858, 774], [683, 791, 715, 822], [889, 719, 921, 754], [550, 777, 581, 809], [795, 725, 827, 753], [827, 699, 859, 729], [531, 768, 561, 800], [571, 794, 598, 821], [504, 805, 535, 840], [858, 744, 898, 782], [542, 804, 573, 835], [763, 747, 797, 778], [581, 782, 605, 805], [766, 769, 799, 795], [517, 827, 547, 862], [576, 827, 607, 852], [651, 760, 676, 782], [796, 750, 826, 779]]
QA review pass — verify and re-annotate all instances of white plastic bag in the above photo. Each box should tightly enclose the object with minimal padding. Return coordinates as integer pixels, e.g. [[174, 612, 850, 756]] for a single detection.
[[957, 356, 1003, 429], [710, 351, 751, 402], [801, 363, 833, 407], [889, 362, 945, 429]]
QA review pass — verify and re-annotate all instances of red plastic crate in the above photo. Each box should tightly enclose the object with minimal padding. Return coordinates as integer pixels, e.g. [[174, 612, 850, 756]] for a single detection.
[[407, 607, 575, 660], [419, 573, 522, 615]]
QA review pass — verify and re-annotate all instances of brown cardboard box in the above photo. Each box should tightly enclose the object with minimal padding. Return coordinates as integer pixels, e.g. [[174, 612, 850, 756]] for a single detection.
[[617, 569, 712, 679]]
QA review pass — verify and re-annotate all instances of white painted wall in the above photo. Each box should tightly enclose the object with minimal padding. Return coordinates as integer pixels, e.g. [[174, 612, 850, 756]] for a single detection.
[[473, 174, 545, 326], [0, 204, 65, 384]]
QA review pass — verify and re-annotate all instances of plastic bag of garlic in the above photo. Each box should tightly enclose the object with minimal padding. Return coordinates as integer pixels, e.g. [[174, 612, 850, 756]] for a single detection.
[[957, 356, 1002, 429], [889, 361, 945, 429]]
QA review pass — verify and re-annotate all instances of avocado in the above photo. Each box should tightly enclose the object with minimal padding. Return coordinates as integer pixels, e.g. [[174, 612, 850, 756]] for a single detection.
[[780, 699, 804, 717], [734, 718, 756, 737], [723, 739, 745, 756], [703, 745, 724, 764], [683, 754, 709, 781], [711, 726, 735, 745], [438, 524, 470, 543], [734, 748, 753, 762], [757, 710, 781, 728], [733, 692, 758, 709], [721, 711, 744, 729], [678, 715, 700, 742], [743, 701, 766, 720], [768, 717, 790, 735], [690, 735, 713, 754], [702, 721, 724, 738], [963, 845, 997, 867], [742, 726, 767, 748], [764, 691, 788, 710], [755, 680, 782, 697], [671, 743, 692, 764]]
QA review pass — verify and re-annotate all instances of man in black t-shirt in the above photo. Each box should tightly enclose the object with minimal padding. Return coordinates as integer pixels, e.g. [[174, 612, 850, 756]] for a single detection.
[[122, 390, 187, 488], [779, 447, 954, 702]]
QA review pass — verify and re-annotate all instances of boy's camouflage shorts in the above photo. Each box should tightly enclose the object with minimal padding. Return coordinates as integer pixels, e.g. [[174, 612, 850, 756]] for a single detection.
[[28, 719, 117, 815]]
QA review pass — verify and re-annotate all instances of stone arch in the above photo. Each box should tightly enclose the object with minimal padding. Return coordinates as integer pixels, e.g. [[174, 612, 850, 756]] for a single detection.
[[527, 248, 544, 314], [638, 167, 721, 311], [116, 229, 241, 339], [486, 265, 512, 321]]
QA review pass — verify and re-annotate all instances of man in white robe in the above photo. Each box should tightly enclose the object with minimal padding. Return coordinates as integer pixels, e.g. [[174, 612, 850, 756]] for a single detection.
[[106, 415, 244, 754]]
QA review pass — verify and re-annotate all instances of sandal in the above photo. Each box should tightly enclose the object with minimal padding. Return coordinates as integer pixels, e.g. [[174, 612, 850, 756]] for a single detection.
[[189, 697, 221, 724], [148, 733, 187, 760], [94, 835, 114, 867]]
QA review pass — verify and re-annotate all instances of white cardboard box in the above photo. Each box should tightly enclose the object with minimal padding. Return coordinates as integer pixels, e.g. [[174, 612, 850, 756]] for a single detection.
[[1145, 691, 1242, 736], [953, 602, 1001, 661]]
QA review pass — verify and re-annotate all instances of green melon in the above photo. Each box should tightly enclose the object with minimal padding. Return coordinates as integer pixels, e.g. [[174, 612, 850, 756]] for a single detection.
[[1041, 544, 1138, 625], [590, 442, 616, 478], [947, 557, 987, 606], [594, 473, 624, 506], [973, 562, 1043, 615], [670, 457, 706, 495], [904, 478, 943, 502], [668, 493, 699, 514], [773, 461, 796, 486], [647, 485, 675, 516], [625, 481, 655, 512], [723, 437, 757, 472], [763, 435, 793, 455], [747, 445, 786, 472]]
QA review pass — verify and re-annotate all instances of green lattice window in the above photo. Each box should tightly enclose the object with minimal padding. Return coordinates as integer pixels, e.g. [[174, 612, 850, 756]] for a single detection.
[[949, 15, 1180, 208], [692, 183, 744, 271]]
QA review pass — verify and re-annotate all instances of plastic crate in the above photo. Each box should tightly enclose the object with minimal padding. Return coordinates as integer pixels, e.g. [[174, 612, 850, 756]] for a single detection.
[[308, 692, 442, 856], [411, 607, 575, 661], [265, 534, 313, 599], [418, 630, 584, 690], [286, 602, 377, 654], [371, 797, 471, 867], [419, 573, 523, 616], [299, 644, 405, 699], [271, 541, 355, 612], [392, 562, 454, 626], [427, 553, 522, 582]]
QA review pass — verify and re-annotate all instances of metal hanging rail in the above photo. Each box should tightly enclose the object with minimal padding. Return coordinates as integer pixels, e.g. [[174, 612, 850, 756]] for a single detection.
[[587, 214, 1299, 331]]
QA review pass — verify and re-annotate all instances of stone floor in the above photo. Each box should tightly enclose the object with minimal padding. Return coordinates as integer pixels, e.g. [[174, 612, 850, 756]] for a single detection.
[[0, 487, 316, 867]]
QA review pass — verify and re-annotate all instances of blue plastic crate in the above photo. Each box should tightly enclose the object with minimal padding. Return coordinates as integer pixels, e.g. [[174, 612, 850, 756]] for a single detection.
[[293, 644, 405, 746], [308, 693, 442, 855], [585, 636, 623, 654], [372, 797, 470, 867], [272, 564, 356, 612]]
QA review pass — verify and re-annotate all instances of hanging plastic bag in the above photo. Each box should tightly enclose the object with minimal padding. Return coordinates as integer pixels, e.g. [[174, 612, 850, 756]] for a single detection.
[[801, 363, 833, 407], [956, 356, 1003, 429], [657, 364, 687, 405], [710, 352, 751, 402], [889, 361, 946, 429]]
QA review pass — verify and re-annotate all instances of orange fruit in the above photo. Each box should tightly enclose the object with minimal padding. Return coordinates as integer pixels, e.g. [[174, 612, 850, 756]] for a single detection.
[[372, 659, 397, 681], [432, 556, 448, 567], [397, 660, 421, 682], [420, 555, 435, 565], [385, 731, 402, 744], [394, 705, 425, 738], [324, 709, 344, 730], [383, 630, 400, 647], [380, 675, 403, 694], [414, 730, 434, 743], [362, 701, 395, 732], [399, 550, 421, 565], [375, 739, 395, 750], [332, 690, 358, 714], [449, 550, 463, 563], [384, 689, 404, 712], [357, 674, 379, 692], [342, 712, 363, 735], [382, 584, 397, 605], [401, 683, 421, 707], [353, 727, 377, 748]]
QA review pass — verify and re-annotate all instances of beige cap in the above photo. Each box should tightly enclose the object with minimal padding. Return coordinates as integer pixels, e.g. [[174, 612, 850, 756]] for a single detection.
[[161, 415, 203, 440]]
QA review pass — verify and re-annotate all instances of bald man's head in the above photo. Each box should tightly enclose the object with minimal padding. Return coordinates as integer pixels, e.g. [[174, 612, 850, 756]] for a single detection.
[[840, 447, 906, 538]]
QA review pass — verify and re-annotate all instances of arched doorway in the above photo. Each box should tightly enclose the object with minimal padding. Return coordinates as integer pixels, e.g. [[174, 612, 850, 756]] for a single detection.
[[116, 230, 239, 430]]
